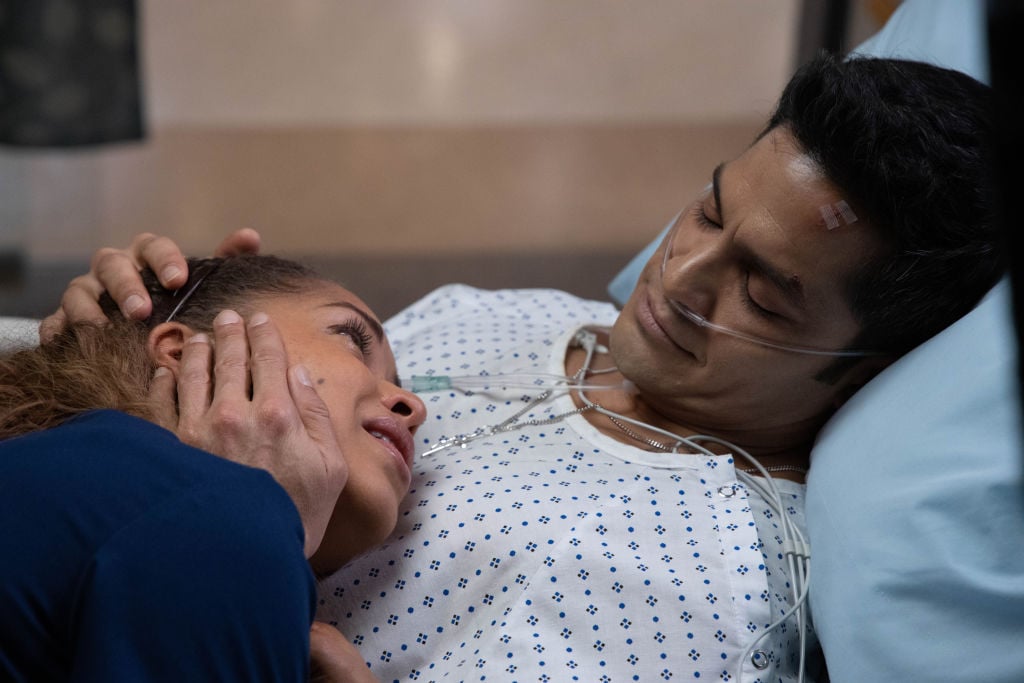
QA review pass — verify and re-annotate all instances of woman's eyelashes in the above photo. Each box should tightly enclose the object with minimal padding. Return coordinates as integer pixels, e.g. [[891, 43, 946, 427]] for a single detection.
[[329, 320, 374, 356]]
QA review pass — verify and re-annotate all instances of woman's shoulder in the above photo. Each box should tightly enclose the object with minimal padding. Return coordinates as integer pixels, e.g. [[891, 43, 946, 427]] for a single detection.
[[1, 408, 305, 575], [1, 409, 293, 530]]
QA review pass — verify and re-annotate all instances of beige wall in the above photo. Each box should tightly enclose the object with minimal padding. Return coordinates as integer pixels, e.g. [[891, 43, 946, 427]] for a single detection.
[[144, 1, 796, 126], [2, 0, 802, 262]]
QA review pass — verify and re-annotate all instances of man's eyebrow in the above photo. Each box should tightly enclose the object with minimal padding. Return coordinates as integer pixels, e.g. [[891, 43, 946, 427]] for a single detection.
[[714, 161, 805, 312], [320, 301, 386, 343], [711, 162, 726, 222]]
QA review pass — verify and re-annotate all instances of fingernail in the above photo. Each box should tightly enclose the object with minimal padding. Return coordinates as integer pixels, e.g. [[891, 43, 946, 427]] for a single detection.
[[153, 366, 171, 378], [294, 365, 313, 387], [187, 333, 209, 345], [124, 294, 145, 317], [161, 266, 182, 283], [249, 312, 269, 327], [214, 310, 241, 327]]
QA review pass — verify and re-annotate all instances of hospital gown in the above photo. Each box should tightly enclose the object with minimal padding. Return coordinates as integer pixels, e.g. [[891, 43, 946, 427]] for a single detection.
[[317, 285, 816, 683]]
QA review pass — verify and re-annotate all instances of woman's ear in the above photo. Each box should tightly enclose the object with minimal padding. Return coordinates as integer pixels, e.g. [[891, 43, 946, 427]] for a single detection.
[[147, 322, 193, 369]]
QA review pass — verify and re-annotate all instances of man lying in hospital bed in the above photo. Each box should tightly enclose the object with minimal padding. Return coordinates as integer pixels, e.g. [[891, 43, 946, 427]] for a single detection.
[[603, 3, 1023, 680], [4, 1, 1022, 681]]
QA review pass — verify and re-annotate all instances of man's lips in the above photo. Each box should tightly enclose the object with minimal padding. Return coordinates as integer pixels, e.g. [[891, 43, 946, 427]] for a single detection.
[[636, 290, 701, 362], [364, 416, 415, 471]]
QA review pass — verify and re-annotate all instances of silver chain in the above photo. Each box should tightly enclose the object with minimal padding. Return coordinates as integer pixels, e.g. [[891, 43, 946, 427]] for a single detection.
[[601, 407, 684, 452], [740, 464, 808, 475], [421, 389, 594, 455], [594, 399, 807, 474], [422, 329, 808, 477]]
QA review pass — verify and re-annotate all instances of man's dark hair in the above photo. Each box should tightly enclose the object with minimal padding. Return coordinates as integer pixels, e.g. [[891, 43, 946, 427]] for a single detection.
[[766, 52, 1003, 357]]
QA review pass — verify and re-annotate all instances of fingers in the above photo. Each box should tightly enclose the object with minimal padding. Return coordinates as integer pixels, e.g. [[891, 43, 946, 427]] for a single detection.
[[87, 234, 190, 322], [309, 622, 378, 683], [77, 247, 149, 321], [246, 312, 289, 407], [287, 361, 345, 558], [288, 362, 346, 556], [214, 228, 262, 258], [147, 366, 179, 432], [289, 363, 346, 486], [55, 272, 115, 326], [288, 360, 343, 456], [125, 233, 190, 289], [287, 364, 328, 429], [38, 309, 66, 344], [165, 310, 345, 563], [53, 230, 253, 333], [174, 313, 254, 455], [175, 333, 213, 444], [211, 310, 253, 405], [88, 246, 152, 321]]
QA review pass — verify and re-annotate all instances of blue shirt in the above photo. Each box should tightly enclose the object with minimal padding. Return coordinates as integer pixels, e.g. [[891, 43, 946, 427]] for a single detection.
[[0, 410, 316, 682]]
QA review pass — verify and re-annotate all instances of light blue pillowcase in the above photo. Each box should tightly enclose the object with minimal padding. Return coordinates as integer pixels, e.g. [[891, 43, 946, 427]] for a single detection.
[[807, 280, 1024, 683], [849, 0, 988, 81]]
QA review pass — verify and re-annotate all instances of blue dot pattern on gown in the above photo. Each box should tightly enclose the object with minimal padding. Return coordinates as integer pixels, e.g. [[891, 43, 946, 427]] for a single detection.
[[316, 285, 815, 682]]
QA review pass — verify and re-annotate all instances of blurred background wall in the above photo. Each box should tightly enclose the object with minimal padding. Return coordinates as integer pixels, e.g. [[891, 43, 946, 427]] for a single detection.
[[0, 0, 890, 318]]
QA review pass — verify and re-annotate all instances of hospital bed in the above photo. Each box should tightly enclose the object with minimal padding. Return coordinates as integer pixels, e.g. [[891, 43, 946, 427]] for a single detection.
[[2, 2, 1021, 681]]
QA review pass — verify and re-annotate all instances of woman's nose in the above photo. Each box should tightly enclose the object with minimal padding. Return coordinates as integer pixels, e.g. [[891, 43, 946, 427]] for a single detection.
[[383, 385, 427, 433]]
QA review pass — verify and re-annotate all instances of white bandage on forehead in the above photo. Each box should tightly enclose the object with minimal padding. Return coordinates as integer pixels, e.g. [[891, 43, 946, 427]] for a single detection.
[[820, 200, 858, 230]]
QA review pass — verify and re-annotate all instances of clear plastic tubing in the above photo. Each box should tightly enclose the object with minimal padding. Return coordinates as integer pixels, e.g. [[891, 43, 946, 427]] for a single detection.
[[404, 374, 625, 393]]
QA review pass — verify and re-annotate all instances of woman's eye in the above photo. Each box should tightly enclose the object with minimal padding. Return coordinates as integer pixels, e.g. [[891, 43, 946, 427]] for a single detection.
[[329, 321, 373, 356]]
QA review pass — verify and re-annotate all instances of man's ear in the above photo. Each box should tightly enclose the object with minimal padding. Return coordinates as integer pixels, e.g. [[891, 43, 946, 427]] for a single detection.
[[147, 322, 193, 369]]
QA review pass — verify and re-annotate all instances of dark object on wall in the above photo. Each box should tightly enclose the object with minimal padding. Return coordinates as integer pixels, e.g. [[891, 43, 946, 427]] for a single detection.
[[795, 0, 849, 65], [0, 0, 144, 147], [0, 249, 25, 287]]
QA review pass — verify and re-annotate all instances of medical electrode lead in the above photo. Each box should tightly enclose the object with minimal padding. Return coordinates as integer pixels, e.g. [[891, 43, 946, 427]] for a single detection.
[[405, 373, 626, 393]]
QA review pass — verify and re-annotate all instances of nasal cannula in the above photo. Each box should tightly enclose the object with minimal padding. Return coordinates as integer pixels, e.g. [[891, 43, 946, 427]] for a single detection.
[[404, 373, 627, 393]]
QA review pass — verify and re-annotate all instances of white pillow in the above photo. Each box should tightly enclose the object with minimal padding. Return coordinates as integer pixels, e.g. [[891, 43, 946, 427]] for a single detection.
[[0, 317, 40, 353]]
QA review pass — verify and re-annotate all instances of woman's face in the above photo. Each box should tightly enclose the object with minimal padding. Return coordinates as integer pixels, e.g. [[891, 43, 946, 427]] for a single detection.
[[253, 282, 426, 574]]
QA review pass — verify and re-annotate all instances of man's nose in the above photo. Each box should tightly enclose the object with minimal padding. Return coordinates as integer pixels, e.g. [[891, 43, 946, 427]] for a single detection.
[[662, 241, 725, 320]]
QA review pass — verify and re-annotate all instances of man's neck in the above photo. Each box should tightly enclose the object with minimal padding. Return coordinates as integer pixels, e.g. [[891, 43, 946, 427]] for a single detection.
[[563, 327, 817, 479]]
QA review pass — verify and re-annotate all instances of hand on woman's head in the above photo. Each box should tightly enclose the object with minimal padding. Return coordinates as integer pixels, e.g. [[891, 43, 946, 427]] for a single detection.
[[147, 308, 349, 559], [39, 229, 262, 343]]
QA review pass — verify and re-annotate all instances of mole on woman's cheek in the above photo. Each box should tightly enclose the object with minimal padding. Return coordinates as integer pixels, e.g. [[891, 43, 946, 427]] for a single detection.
[[317, 378, 325, 385]]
